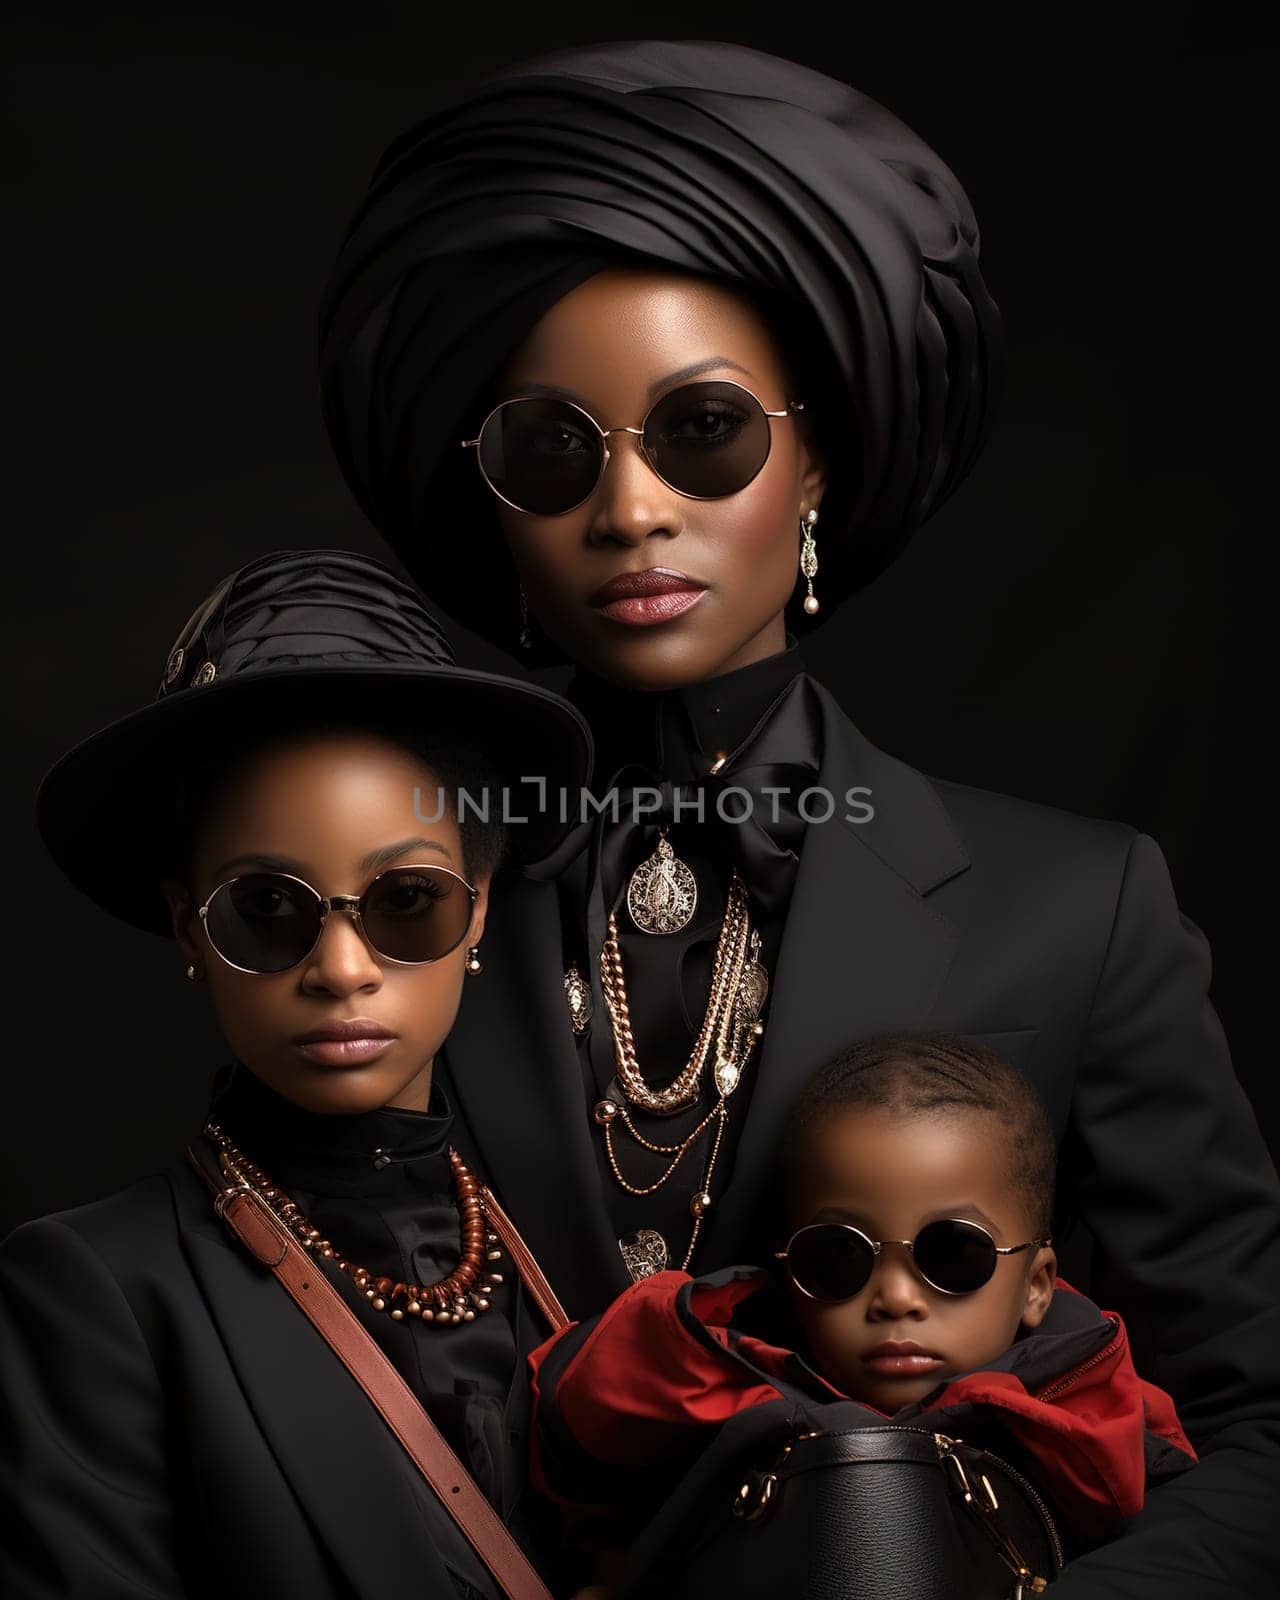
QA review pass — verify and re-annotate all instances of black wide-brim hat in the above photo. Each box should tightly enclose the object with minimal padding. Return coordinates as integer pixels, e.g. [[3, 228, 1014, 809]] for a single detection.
[[36, 548, 594, 937]]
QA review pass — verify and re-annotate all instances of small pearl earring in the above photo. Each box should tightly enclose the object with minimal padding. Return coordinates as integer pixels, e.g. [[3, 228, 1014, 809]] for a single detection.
[[186, 963, 198, 981], [800, 507, 820, 615], [465, 946, 483, 975]]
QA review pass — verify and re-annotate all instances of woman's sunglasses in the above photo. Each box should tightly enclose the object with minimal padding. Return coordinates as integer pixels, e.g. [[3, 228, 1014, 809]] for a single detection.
[[777, 1219, 1053, 1303], [197, 865, 478, 975], [460, 379, 806, 516]]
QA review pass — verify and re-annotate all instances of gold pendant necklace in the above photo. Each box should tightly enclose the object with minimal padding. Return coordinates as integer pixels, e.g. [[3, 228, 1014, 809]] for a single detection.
[[593, 871, 770, 1280], [600, 1096, 732, 1277], [600, 869, 761, 1115], [626, 827, 698, 935]]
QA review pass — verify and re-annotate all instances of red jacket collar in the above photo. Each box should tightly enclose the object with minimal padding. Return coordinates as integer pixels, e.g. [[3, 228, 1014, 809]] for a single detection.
[[678, 1268, 1197, 1536]]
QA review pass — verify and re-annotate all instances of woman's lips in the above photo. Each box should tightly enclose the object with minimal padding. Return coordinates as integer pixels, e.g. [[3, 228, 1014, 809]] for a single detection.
[[595, 589, 707, 625], [291, 1019, 398, 1068], [589, 567, 708, 627], [861, 1342, 945, 1378]]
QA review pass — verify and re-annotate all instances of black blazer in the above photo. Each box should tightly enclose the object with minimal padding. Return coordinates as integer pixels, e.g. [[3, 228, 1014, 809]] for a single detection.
[[0, 1151, 538, 1600], [445, 675, 1280, 1597]]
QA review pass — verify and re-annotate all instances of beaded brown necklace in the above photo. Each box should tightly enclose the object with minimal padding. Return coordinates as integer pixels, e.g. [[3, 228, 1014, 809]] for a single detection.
[[204, 1120, 503, 1326]]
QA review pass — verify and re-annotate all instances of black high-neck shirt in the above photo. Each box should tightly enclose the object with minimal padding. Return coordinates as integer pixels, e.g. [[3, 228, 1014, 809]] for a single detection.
[[569, 635, 807, 792], [558, 636, 820, 1274], [203, 1058, 532, 1527]]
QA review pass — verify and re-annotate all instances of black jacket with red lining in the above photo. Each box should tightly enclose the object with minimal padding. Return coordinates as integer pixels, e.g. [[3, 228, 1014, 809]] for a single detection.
[[528, 1267, 1197, 1555]]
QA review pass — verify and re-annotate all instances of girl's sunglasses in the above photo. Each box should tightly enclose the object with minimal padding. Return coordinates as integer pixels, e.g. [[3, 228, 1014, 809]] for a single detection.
[[777, 1219, 1053, 1303], [197, 865, 478, 975], [460, 379, 806, 516]]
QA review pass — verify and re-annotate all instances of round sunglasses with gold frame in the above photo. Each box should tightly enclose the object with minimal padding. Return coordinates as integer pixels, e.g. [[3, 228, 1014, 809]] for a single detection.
[[460, 378, 806, 516], [777, 1218, 1053, 1303], [197, 864, 479, 975]]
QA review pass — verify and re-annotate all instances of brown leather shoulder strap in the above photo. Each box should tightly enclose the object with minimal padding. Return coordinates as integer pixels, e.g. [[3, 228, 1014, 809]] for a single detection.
[[185, 1144, 554, 1600], [481, 1185, 569, 1332]]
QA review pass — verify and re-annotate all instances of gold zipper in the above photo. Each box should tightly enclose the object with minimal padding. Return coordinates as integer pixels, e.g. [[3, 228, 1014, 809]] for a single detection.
[[1035, 1317, 1121, 1403], [934, 1431, 1065, 1574]]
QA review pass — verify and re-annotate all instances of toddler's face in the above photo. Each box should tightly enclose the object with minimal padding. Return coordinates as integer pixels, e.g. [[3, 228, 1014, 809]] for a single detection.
[[783, 1105, 1056, 1412]]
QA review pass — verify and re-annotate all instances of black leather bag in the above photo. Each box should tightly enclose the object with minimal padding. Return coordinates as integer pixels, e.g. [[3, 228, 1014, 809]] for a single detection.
[[621, 1422, 1065, 1600]]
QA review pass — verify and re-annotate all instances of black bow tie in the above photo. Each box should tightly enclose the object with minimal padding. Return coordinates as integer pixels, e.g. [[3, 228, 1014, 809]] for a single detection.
[[523, 671, 824, 926]]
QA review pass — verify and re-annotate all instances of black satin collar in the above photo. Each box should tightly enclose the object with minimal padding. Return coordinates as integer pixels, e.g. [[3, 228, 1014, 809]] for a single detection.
[[566, 633, 806, 784], [525, 634, 824, 911], [205, 1058, 454, 1199]]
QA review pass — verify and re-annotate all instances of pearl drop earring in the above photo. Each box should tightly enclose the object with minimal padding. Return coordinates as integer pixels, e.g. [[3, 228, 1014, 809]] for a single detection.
[[800, 508, 820, 615]]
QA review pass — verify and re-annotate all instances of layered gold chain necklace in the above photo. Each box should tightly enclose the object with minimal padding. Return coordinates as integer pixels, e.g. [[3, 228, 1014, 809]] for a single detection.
[[590, 862, 769, 1278]]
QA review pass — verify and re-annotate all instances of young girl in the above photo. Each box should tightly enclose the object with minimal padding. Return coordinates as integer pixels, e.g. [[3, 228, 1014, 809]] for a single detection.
[[527, 1032, 1198, 1595], [0, 548, 591, 1600], [317, 40, 1280, 1595]]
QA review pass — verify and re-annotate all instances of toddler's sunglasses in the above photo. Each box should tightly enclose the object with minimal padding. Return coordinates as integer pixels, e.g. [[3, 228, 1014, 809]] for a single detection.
[[197, 866, 478, 975], [777, 1219, 1053, 1302], [461, 379, 806, 516]]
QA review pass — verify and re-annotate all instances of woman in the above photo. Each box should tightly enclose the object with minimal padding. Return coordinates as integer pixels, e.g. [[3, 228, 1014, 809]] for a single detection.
[[317, 40, 1280, 1596], [0, 548, 592, 1599]]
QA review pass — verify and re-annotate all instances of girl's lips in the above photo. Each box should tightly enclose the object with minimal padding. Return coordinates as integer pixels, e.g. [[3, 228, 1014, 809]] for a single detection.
[[592, 588, 707, 626], [292, 1036, 396, 1067]]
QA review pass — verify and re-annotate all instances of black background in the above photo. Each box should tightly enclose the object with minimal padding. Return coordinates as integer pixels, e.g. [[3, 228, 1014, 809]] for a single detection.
[[5, 8, 1272, 1234]]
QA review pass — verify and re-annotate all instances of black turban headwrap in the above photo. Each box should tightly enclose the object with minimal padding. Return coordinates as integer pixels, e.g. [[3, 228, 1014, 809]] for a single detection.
[[319, 37, 1004, 657]]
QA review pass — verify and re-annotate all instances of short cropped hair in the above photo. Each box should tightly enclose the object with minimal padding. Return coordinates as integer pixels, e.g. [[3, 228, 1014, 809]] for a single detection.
[[781, 1029, 1057, 1235]]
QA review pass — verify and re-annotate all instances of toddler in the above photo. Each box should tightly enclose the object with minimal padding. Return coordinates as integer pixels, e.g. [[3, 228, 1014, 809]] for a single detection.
[[530, 1031, 1199, 1588]]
